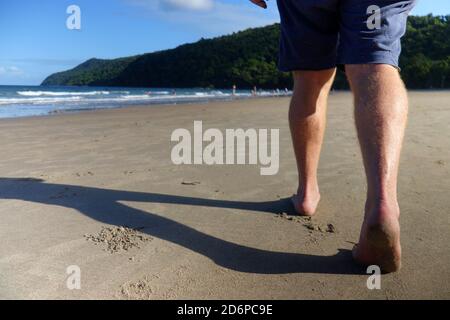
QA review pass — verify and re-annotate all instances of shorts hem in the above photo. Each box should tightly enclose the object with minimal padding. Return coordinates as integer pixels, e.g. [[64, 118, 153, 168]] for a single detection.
[[337, 51, 400, 70], [278, 60, 337, 72]]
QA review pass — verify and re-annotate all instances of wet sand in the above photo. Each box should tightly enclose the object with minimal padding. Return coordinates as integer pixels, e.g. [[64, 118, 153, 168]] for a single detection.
[[0, 91, 449, 299]]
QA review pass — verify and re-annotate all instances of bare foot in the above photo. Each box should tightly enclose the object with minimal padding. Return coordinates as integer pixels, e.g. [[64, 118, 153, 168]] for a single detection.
[[353, 202, 402, 273], [291, 188, 320, 216]]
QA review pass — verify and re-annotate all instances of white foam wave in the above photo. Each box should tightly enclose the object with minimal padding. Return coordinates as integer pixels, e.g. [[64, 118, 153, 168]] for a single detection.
[[120, 95, 151, 100], [152, 91, 170, 95], [1, 89, 288, 107], [119, 93, 226, 101], [17, 90, 110, 97], [0, 96, 84, 105]]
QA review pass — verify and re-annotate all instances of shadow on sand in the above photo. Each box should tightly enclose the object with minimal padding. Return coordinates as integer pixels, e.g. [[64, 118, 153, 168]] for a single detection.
[[0, 177, 363, 275]]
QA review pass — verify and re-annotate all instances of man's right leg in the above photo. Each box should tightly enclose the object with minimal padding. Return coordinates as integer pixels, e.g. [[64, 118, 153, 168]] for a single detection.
[[346, 64, 406, 272], [336, 0, 415, 272], [290, 69, 336, 215]]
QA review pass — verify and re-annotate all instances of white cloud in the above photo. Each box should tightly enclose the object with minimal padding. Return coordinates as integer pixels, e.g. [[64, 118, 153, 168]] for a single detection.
[[123, 0, 279, 35], [162, 1, 278, 34], [161, 0, 213, 11], [0, 66, 23, 75]]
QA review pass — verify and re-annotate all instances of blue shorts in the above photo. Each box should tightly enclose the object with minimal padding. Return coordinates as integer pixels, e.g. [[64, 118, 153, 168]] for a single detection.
[[277, 0, 416, 71]]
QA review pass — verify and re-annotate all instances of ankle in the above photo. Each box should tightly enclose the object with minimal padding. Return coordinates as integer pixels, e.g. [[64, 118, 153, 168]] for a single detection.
[[366, 199, 400, 222], [298, 182, 320, 197]]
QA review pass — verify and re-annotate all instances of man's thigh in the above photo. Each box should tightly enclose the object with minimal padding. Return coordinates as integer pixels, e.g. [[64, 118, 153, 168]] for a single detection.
[[277, 0, 340, 71], [338, 0, 417, 68]]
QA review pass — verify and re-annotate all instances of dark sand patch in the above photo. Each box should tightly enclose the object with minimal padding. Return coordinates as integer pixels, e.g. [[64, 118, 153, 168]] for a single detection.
[[181, 181, 201, 186]]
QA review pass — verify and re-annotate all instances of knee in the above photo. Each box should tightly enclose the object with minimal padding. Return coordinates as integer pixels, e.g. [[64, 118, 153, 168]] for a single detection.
[[345, 64, 399, 89], [290, 69, 335, 117], [292, 69, 336, 92]]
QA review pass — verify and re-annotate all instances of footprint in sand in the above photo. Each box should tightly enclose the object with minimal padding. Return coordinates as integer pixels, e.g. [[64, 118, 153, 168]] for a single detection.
[[120, 276, 154, 300], [75, 171, 94, 177], [275, 213, 337, 234]]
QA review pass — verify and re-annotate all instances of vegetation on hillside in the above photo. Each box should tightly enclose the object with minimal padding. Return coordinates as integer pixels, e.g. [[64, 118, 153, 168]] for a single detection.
[[42, 15, 450, 89]]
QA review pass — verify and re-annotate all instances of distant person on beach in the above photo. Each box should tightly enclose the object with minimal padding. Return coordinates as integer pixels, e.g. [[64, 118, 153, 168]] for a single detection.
[[232, 84, 237, 96], [252, 86, 257, 96], [251, 0, 417, 272]]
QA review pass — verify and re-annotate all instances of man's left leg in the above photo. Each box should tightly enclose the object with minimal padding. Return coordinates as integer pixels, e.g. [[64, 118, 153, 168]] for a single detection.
[[289, 69, 336, 216]]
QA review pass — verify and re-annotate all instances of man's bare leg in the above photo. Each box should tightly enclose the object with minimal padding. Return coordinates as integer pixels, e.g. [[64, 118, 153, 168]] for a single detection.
[[289, 69, 336, 216], [346, 64, 407, 273]]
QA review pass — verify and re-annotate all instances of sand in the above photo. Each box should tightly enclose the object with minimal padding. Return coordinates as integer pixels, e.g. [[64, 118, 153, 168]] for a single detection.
[[0, 91, 449, 299]]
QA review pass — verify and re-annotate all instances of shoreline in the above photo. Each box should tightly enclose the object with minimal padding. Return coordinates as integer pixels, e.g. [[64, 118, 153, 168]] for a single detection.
[[0, 93, 291, 121], [2, 88, 450, 121]]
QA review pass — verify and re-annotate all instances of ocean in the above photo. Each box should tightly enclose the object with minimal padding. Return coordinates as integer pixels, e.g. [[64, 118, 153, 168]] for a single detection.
[[0, 85, 291, 119]]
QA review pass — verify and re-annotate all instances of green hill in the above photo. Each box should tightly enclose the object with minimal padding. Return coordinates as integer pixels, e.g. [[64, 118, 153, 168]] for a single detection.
[[42, 15, 450, 89], [42, 56, 141, 86]]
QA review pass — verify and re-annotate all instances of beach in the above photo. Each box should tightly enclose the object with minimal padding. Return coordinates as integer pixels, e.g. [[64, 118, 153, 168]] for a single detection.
[[0, 91, 448, 299]]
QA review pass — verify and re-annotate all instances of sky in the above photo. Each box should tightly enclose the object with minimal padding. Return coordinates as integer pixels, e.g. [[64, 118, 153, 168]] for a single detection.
[[0, 0, 448, 85]]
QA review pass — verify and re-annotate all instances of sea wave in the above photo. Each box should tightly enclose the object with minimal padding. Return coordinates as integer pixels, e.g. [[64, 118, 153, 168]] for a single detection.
[[0, 93, 222, 106], [119, 95, 152, 100], [0, 96, 84, 105], [0, 89, 289, 107], [17, 90, 111, 97], [118, 93, 229, 100], [151, 91, 170, 95]]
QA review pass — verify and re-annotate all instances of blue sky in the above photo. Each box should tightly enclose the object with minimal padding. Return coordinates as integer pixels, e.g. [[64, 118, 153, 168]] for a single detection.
[[0, 0, 448, 85]]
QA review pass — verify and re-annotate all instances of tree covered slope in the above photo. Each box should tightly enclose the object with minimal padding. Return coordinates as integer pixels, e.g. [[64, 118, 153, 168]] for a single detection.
[[42, 15, 450, 89]]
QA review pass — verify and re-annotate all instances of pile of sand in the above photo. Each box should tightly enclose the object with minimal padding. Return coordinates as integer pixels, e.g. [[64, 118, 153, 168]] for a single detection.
[[84, 226, 152, 253]]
